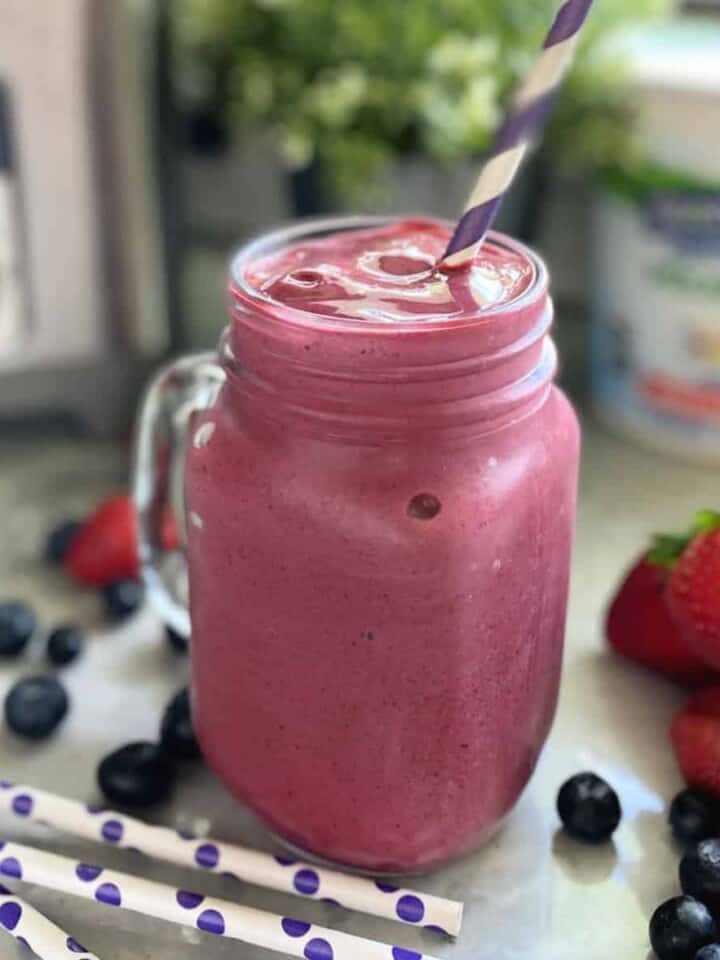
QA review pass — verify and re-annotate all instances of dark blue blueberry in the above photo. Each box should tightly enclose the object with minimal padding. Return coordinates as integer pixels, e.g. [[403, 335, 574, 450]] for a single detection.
[[556, 772, 621, 843], [47, 625, 84, 667], [681, 839, 720, 917], [102, 579, 145, 623], [670, 790, 720, 846], [5, 675, 69, 739], [46, 520, 80, 564], [0, 602, 36, 657], [161, 688, 200, 760], [165, 625, 189, 654], [696, 946, 720, 960], [98, 741, 175, 808], [649, 896, 716, 960]]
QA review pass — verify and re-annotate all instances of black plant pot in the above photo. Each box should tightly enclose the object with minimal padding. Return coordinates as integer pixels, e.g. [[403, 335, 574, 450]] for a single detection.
[[288, 156, 334, 217], [286, 151, 549, 243]]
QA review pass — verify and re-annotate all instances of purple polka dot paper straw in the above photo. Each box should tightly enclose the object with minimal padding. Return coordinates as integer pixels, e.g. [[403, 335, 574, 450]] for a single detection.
[[0, 840, 442, 960], [0, 782, 463, 937], [442, 0, 595, 269], [0, 885, 101, 960]]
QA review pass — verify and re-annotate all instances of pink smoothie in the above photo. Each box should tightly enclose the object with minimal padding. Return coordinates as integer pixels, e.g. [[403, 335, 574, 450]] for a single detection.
[[246, 219, 534, 322], [186, 218, 579, 872]]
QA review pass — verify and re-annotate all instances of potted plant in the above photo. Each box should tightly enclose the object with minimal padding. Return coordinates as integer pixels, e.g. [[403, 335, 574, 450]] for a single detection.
[[175, 0, 670, 236]]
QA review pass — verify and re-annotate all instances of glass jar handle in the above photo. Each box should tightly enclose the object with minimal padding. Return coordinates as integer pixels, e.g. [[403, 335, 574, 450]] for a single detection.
[[132, 353, 226, 638]]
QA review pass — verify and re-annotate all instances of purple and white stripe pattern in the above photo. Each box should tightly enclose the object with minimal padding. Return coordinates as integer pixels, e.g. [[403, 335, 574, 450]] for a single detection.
[[442, 0, 595, 268], [0, 883, 101, 960], [0, 781, 462, 937], [0, 840, 441, 960]]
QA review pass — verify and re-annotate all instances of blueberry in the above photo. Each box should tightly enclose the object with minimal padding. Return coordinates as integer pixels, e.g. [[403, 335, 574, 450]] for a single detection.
[[0, 602, 36, 657], [98, 742, 175, 808], [696, 946, 720, 960], [165, 625, 189, 654], [47, 625, 84, 667], [649, 896, 717, 960], [681, 839, 720, 916], [556, 772, 622, 843], [102, 579, 144, 623], [5, 675, 69, 740], [45, 520, 81, 564], [161, 688, 200, 760], [671, 790, 720, 845]]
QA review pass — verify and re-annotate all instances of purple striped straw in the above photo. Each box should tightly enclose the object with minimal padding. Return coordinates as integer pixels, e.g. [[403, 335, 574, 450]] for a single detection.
[[442, 0, 595, 269]]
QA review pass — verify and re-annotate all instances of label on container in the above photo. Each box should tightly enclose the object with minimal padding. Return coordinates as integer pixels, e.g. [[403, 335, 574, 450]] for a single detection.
[[592, 169, 720, 459]]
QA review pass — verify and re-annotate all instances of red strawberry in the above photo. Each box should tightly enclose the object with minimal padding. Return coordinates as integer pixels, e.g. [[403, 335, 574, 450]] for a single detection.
[[606, 554, 710, 682], [665, 513, 720, 671], [160, 508, 179, 554], [64, 493, 179, 587], [672, 687, 720, 795]]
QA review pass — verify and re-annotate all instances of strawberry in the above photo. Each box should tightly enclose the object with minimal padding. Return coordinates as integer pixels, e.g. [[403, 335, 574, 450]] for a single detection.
[[672, 687, 720, 795], [606, 554, 710, 682], [64, 493, 179, 587], [651, 511, 720, 671], [160, 507, 179, 554]]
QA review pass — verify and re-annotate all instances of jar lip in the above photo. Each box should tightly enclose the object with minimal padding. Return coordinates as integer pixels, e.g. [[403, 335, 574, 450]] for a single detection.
[[229, 215, 548, 333]]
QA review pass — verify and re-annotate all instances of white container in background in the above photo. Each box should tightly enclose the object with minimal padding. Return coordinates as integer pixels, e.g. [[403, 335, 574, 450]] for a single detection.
[[0, 86, 28, 353], [0, 0, 168, 433], [592, 19, 720, 463]]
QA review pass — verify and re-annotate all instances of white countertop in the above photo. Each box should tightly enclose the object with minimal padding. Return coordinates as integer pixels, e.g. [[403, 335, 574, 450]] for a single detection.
[[0, 415, 716, 959]]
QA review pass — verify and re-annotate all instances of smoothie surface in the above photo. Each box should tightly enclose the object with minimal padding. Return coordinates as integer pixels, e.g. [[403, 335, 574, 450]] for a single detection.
[[244, 219, 535, 323]]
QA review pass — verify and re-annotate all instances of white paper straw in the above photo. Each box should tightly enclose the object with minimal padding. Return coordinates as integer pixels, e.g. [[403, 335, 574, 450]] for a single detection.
[[0, 840, 441, 960], [0, 882, 101, 959], [0, 781, 462, 937], [441, 0, 594, 267]]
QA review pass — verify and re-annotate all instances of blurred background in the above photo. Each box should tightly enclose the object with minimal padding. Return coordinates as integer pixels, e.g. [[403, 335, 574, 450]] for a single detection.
[[0, 0, 719, 456]]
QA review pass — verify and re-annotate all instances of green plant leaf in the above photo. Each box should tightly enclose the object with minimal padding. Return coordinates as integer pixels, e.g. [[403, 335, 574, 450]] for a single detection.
[[176, 0, 673, 198]]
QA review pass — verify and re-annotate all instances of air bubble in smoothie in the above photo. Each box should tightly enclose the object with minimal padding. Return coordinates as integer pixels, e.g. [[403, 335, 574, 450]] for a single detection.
[[407, 493, 442, 520]]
